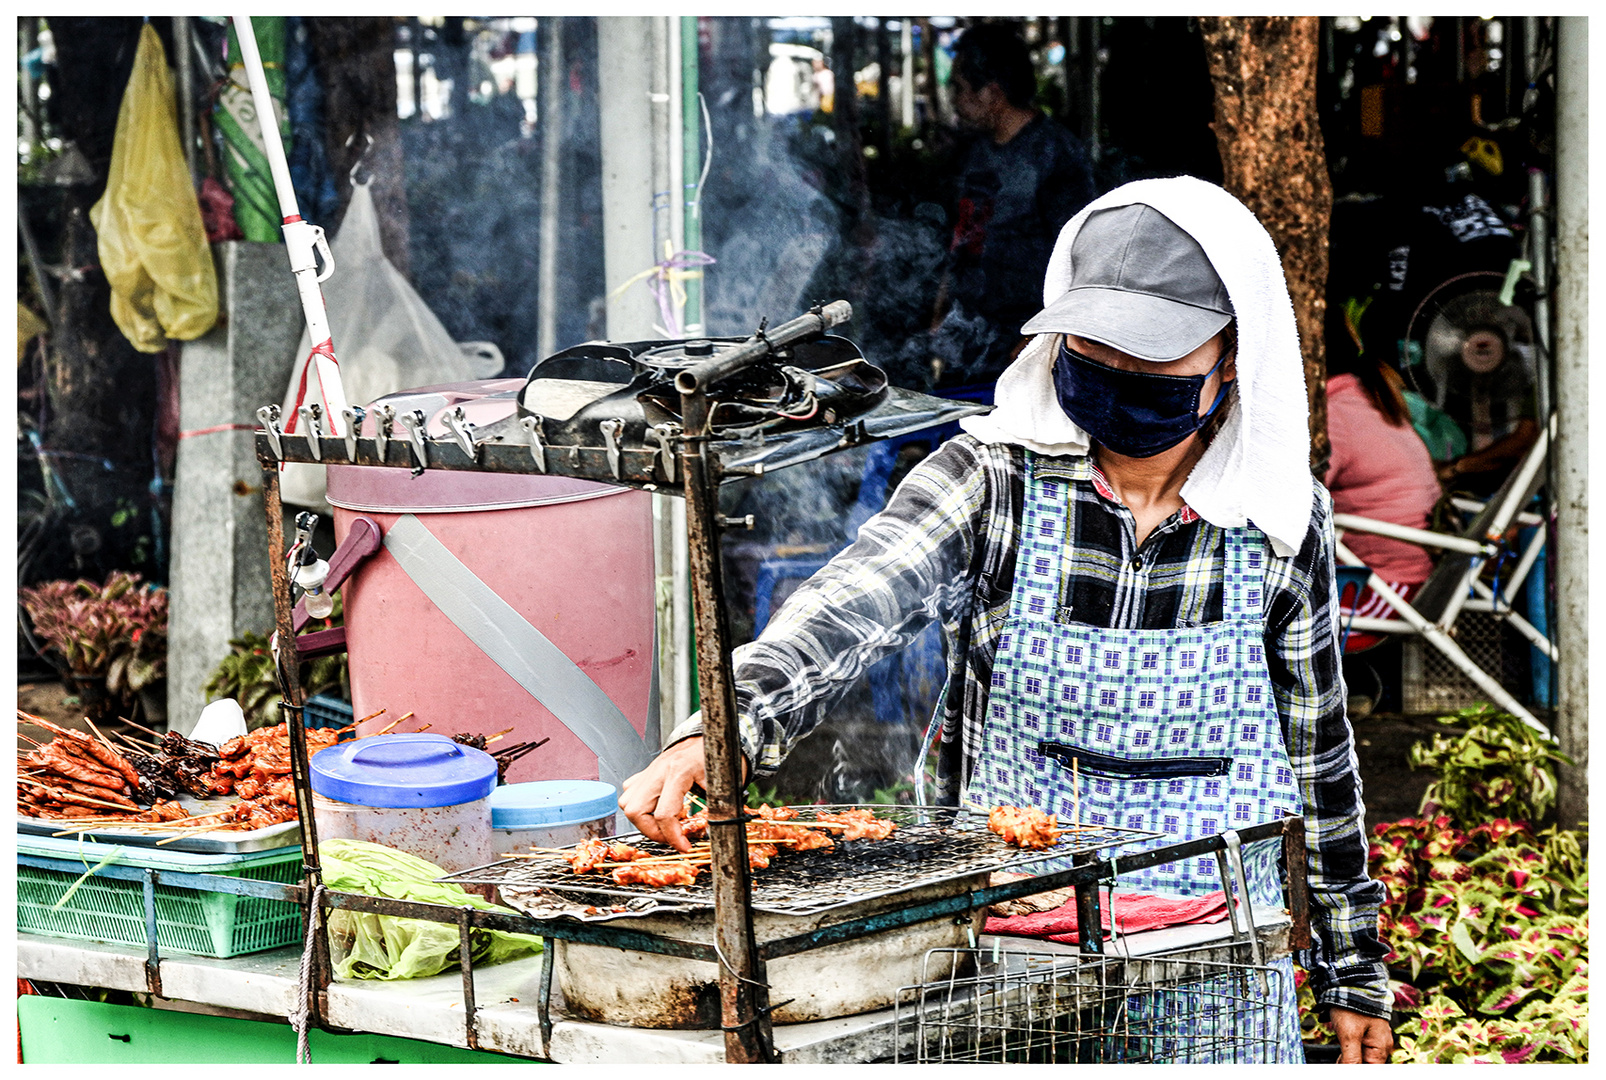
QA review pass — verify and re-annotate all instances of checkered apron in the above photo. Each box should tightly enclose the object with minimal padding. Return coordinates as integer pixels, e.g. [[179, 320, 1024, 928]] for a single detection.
[[963, 452, 1306, 1061]]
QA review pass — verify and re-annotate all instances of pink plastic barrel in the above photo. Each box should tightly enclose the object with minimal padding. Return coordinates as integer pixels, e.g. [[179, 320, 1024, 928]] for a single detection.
[[325, 388, 655, 787]]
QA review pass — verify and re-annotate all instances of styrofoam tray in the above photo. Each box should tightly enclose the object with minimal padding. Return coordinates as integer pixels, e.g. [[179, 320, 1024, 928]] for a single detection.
[[16, 796, 302, 853]]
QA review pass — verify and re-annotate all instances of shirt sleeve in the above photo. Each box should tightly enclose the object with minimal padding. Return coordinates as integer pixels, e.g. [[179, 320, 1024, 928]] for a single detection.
[[1264, 486, 1393, 1020], [671, 437, 993, 777]]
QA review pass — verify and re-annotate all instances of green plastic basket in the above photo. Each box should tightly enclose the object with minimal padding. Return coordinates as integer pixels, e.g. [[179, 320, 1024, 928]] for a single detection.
[[17, 836, 305, 959]]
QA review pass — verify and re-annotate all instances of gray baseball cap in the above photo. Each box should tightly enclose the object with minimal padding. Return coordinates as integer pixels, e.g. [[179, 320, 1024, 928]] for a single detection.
[[1022, 204, 1233, 362]]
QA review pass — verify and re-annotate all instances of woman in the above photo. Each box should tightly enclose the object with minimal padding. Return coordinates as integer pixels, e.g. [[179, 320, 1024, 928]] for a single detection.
[[1325, 333, 1444, 651], [623, 178, 1393, 1063]]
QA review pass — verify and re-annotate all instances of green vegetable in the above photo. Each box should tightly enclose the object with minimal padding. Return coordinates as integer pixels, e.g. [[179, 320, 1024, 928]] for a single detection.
[[318, 839, 541, 981]]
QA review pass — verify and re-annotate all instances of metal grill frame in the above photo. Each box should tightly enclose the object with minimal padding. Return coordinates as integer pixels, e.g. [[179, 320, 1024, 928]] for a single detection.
[[895, 942, 1291, 1064], [438, 805, 1158, 917]]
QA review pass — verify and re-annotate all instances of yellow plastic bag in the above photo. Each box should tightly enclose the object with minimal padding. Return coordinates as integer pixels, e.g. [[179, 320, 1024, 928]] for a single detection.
[[90, 24, 218, 354]]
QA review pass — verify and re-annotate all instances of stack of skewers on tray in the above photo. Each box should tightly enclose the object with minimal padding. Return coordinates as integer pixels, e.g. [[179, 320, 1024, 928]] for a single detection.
[[18, 707, 557, 843]]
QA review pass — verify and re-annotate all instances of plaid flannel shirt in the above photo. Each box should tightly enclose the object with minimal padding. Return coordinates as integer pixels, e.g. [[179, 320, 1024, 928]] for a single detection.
[[670, 434, 1391, 1018]]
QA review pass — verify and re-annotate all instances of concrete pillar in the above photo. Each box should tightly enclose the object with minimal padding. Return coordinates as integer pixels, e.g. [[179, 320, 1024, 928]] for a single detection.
[[167, 242, 303, 733], [597, 16, 660, 341], [1551, 17, 1588, 828]]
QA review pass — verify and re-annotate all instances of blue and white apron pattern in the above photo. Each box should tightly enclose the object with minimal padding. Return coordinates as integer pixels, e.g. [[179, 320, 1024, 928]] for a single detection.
[[963, 452, 1306, 1061]]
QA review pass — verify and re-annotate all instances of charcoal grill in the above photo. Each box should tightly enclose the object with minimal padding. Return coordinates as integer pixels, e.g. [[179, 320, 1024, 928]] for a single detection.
[[435, 806, 1157, 1028], [440, 806, 1152, 917]]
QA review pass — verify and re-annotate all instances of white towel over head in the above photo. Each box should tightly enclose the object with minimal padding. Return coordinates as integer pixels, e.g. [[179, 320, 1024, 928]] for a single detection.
[[960, 176, 1314, 558]]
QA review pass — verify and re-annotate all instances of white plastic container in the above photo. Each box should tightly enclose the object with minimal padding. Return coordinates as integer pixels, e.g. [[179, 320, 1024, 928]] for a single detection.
[[487, 780, 618, 857], [310, 734, 498, 874]]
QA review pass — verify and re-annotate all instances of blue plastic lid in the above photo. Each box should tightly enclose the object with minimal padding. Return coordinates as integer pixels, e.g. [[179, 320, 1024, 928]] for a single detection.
[[487, 780, 618, 830], [311, 734, 498, 808]]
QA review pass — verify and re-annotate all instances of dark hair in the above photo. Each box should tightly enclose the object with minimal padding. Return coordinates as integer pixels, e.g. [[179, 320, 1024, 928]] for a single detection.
[[953, 24, 1036, 108], [1326, 307, 1411, 428]]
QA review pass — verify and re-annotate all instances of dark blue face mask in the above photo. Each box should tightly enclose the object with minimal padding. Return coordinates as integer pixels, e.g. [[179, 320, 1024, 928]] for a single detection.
[[1052, 338, 1234, 458]]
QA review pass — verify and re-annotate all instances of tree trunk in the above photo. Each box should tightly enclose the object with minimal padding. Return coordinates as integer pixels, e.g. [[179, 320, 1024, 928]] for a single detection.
[[1198, 17, 1332, 476], [309, 17, 411, 276]]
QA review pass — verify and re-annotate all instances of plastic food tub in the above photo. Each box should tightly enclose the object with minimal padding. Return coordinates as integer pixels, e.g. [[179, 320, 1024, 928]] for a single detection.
[[310, 733, 498, 874], [487, 780, 618, 857]]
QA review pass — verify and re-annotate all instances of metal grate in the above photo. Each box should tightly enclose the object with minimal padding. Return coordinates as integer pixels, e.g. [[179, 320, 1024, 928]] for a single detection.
[[895, 943, 1290, 1064], [438, 805, 1155, 917], [1402, 610, 1525, 714]]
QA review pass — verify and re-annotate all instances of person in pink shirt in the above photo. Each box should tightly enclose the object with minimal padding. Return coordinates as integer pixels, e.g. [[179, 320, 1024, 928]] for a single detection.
[[1325, 346, 1443, 652]]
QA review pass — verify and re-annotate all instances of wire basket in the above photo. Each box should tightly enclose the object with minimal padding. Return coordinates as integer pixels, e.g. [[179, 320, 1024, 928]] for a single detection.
[[895, 943, 1292, 1064]]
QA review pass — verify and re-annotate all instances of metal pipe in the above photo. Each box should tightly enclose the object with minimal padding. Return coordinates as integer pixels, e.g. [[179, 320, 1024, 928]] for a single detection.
[[1335, 537, 1550, 735], [681, 16, 704, 335], [1332, 513, 1496, 557], [1527, 168, 1553, 431], [678, 406, 773, 1063], [536, 18, 564, 362], [175, 16, 199, 187], [674, 300, 852, 398], [231, 16, 351, 435], [1551, 15, 1587, 827]]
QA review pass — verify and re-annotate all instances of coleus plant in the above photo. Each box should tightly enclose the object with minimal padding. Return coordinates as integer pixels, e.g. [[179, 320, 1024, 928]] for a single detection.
[[1409, 705, 1574, 826], [1301, 709, 1587, 1063], [19, 570, 169, 718]]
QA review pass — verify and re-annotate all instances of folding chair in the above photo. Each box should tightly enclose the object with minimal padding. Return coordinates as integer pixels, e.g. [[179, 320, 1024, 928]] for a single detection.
[[1329, 415, 1556, 737]]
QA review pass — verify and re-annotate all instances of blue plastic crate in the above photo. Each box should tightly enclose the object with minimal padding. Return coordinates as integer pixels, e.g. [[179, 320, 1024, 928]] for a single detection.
[[303, 693, 354, 729]]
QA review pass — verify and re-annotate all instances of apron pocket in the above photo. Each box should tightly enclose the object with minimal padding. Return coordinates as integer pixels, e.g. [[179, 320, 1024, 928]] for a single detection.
[[1038, 742, 1231, 780]]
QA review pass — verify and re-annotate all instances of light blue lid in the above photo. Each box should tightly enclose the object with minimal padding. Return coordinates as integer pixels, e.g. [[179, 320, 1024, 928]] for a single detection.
[[311, 734, 497, 808], [487, 780, 618, 829]]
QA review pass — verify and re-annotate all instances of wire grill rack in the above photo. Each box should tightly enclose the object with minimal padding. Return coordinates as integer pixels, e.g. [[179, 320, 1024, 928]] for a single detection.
[[895, 943, 1291, 1064], [439, 805, 1157, 917]]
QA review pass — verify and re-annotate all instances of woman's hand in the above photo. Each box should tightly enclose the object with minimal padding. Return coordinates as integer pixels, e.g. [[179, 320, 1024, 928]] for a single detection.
[[618, 737, 710, 853], [1331, 1007, 1394, 1063]]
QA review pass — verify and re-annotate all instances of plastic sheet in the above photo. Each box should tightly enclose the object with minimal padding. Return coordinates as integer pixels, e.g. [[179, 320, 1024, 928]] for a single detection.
[[89, 25, 218, 354], [319, 838, 541, 981], [278, 179, 502, 510]]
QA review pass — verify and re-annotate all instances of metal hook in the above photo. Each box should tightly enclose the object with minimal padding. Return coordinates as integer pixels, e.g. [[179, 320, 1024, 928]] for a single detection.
[[398, 409, 429, 474], [599, 419, 625, 479], [342, 405, 365, 462], [443, 405, 479, 461], [374, 405, 395, 463], [648, 424, 677, 483], [257, 404, 284, 461], [296, 404, 324, 461], [519, 415, 548, 473], [346, 130, 375, 188]]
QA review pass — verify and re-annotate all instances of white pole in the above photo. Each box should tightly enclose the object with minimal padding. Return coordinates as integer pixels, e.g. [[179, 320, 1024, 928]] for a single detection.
[[900, 20, 915, 129], [1551, 15, 1588, 825], [231, 15, 351, 436]]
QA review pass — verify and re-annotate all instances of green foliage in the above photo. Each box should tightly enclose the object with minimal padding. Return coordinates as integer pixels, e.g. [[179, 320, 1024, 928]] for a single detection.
[[203, 629, 347, 731], [1410, 705, 1573, 827], [1345, 705, 1590, 1064], [19, 570, 169, 718]]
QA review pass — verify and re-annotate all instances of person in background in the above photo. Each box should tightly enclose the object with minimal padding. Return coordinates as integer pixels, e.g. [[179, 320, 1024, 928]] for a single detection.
[[927, 23, 1097, 392], [1324, 313, 1443, 653]]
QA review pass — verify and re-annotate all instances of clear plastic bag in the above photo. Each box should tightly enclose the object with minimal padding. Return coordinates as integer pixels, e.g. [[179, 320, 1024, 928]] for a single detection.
[[278, 180, 503, 509], [89, 24, 219, 354]]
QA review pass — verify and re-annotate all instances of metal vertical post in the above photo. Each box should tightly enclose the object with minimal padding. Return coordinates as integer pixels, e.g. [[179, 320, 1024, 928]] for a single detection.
[[536, 18, 564, 363], [261, 455, 331, 1012], [175, 16, 199, 187], [678, 391, 773, 1064], [681, 16, 703, 335]]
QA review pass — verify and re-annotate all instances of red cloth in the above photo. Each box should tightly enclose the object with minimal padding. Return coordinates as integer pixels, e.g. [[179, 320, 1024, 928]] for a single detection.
[[985, 889, 1230, 944]]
